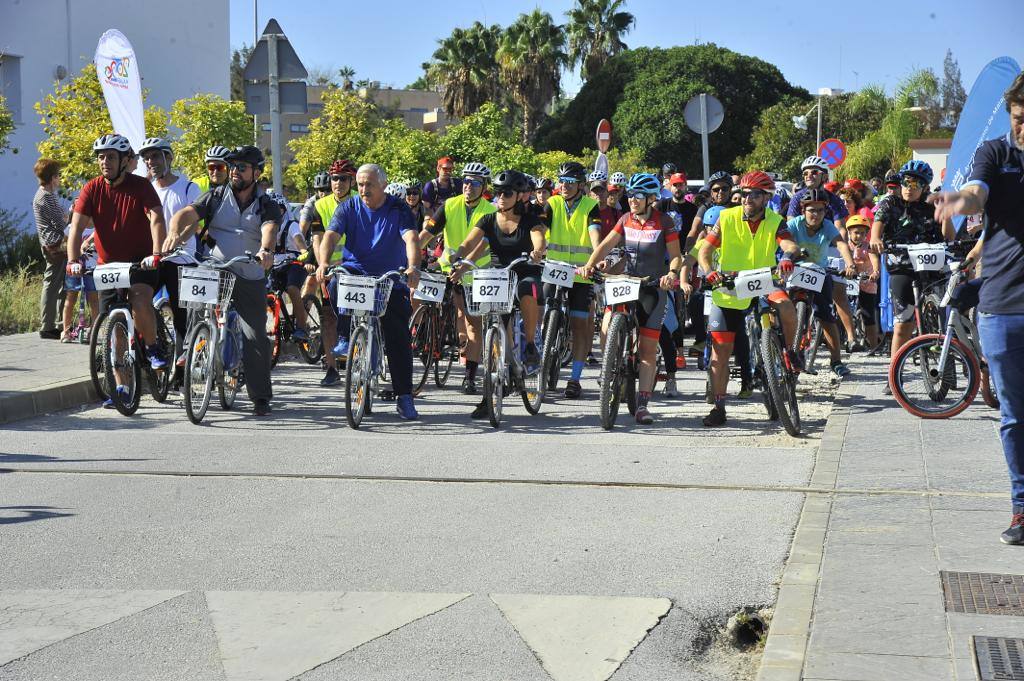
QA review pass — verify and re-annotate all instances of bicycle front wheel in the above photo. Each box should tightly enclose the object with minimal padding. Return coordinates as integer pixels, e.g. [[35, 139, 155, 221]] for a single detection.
[[482, 324, 504, 428], [183, 321, 215, 424], [345, 326, 370, 429], [599, 313, 627, 430], [761, 326, 801, 436], [890, 334, 979, 419], [104, 316, 141, 416]]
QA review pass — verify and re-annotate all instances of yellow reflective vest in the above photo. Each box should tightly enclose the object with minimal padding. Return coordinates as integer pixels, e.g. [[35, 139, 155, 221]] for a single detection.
[[711, 205, 784, 310], [315, 190, 357, 264], [440, 195, 496, 272], [547, 194, 598, 284]]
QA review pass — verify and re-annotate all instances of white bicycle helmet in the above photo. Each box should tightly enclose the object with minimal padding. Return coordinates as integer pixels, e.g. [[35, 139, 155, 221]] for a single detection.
[[92, 134, 133, 155], [462, 161, 491, 179], [588, 170, 608, 183], [205, 145, 231, 163], [384, 182, 408, 200], [139, 137, 172, 154], [609, 171, 628, 186], [801, 155, 830, 172]]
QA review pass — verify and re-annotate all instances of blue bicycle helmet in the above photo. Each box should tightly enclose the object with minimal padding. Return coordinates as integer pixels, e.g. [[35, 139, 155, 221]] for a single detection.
[[703, 205, 725, 226], [899, 159, 933, 185], [625, 172, 661, 196]]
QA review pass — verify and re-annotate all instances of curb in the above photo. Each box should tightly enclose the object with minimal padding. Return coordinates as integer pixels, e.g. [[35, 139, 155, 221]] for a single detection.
[[755, 365, 865, 681], [0, 377, 97, 425]]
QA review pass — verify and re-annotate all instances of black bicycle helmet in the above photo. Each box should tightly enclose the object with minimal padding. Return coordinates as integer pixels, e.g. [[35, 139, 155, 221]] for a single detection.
[[707, 170, 733, 188], [799, 187, 829, 206], [226, 145, 265, 170], [661, 162, 677, 177], [557, 162, 587, 181], [493, 169, 530, 193]]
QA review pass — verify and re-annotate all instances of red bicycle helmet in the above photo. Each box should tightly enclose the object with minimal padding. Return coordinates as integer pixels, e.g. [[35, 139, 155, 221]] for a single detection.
[[738, 170, 775, 192], [330, 159, 357, 176]]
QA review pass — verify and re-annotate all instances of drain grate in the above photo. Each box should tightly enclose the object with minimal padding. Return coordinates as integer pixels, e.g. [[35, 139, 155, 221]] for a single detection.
[[974, 636, 1024, 680], [942, 571, 1024, 616]]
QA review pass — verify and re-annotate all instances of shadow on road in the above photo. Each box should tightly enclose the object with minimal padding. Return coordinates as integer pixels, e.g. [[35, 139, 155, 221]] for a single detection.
[[0, 505, 75, 525]]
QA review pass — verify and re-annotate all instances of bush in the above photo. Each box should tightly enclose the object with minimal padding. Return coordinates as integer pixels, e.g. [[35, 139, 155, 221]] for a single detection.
[[0, 267, 43, 334], [0, 207, 41, 273]]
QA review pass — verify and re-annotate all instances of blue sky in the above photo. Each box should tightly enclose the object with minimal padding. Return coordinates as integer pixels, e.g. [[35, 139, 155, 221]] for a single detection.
[[230, 0, 1021, 99]]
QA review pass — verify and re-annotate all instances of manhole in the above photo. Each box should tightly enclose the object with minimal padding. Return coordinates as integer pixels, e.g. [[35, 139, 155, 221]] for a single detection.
[[942, 571, 1024, 616], [974, 636, 1024, 680]]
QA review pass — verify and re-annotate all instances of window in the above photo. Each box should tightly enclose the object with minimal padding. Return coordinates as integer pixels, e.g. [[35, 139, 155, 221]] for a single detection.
[[289, 124, 309, 133], [261, 123, 272, 131], [408, 107, 428, 114], [0, 55, 23, 124]]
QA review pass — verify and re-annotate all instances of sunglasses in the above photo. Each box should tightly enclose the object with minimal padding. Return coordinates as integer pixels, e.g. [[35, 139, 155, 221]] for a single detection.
[[710, 185, 729, 193], [591, 185, 608, 193], [229, 162, 252, 172], [901, 178, 924, 189], [496, 189, 517, 198], [626, 191, 651, 200], [206, 162, 227, 172], [741, 189, 768, 199], [803, 169, 823, 176], [558, 177, 580, 184], [464, 178, 483, 188], [407, 190, 421, 196], [330, 174, 350, 181], [803, 205, 826, 214]]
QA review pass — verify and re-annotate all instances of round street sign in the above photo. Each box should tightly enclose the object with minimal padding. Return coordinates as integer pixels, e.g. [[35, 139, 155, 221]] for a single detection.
[[596, 119, 612, 153], [684, 94, 724, 134], [818, 138, 847, 168]]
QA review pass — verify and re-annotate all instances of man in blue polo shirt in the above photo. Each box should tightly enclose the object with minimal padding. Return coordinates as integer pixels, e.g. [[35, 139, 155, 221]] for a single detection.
[[316, 163, 422, 420], [933, 71, 1024, 545]]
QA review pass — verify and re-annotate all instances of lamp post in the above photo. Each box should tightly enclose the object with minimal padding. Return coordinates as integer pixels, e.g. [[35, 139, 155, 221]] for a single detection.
[[793, 89, 844, 151]]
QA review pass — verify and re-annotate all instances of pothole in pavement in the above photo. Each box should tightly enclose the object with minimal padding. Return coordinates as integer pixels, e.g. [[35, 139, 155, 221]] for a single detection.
[[691, 606, 773, 681]]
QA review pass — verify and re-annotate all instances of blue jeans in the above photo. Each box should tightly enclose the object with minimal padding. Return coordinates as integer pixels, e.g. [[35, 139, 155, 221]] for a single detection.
[[977, 312, 1024, 511]]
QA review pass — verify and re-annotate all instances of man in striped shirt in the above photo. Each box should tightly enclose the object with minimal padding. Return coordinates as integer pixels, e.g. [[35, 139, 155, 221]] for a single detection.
[[32, 158, 69, 339]]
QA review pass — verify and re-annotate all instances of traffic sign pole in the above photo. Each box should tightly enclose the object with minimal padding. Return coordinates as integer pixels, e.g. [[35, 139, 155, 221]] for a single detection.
[[268, 33, 282, 194], [700, 94, 710, 183]]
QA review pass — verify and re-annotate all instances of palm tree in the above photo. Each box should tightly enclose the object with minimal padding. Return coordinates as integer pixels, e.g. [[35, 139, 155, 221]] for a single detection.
[[338, 66, 356, 90], [424, 22, 502, 120], [565, 0, 634, 82], [497, 10, 567, 143]]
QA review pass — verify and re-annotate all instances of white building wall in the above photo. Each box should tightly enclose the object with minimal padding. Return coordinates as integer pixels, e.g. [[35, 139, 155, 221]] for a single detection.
[[0, 0, 230, 225], [911, 149, 949, 189]]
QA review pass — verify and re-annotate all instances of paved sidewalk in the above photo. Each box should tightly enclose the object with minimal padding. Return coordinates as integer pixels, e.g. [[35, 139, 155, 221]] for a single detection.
[[759, 355, 1023, 681], [0, 333, 94, 424]]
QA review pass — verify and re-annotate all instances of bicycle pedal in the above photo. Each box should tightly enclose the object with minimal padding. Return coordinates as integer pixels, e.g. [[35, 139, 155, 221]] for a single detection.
[[378, 390, 396, 401]]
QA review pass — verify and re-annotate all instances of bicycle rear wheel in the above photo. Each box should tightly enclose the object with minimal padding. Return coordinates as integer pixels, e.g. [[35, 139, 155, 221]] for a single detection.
[[981, 365, 1000, 410], [434, 305, 457, 387], [345, 326, 370, 429], [520, 309, 544, 415], [409, 304, 434, 396], [147, 313, 173, 403], [482, 325, 504, 428], [298, 295, 324, 364], [184, 321, 215, 424], [599, 313, 627, 430], [890, 334, 979, 418], [104, 316, 141, 416], [267, 295, 282, 368], [761, 326, 801, 436], [219, 332, 240, 411], [624, 327, 638, 416], [89, 312, 110, 400]]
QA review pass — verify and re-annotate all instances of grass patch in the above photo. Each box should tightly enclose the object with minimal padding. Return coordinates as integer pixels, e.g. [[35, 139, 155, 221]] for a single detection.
[[0, 266, 42, 335]]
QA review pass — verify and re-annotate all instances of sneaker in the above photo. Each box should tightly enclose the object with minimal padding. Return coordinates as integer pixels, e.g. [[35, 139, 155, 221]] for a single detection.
[[635, 405, 654, 425], [396, 394, 418, 420], [461, 375, 478, 395], [703, 405, 727, 427], [1000, 512, 1024, 545], [882, 382, 892, 396], [564, 379, 582, 399], [831, 361, 851, 378], [320, 366, 341, 387], [253, 399, 271, 416], [104, 385, 130, 408], [292, 327, 309, 341], [662, 378, 679, 398], [675, 355, 687, 369], [38, 328, 61, 340], [738, 378, 753, 399], [102, 397, 115, 409], [524, 343, 540, 367], [333, 338, 349, 357], [689, 341, 706, 357], [587, 352, 599, 366], [849, 341, 865, 352], [470, 400, 488, 419], [147, 344, 168, 370]]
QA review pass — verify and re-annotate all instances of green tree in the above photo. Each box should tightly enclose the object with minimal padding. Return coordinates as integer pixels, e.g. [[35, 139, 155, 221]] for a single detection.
[[407, 75, 430, 90], [424, 22, 502, 120], [941, 49, 967, 129], [285, 88, 377, 191], [169, 94, 253, 180], [497, 10, 567, 144], [338, 66, 356, 90], [0, 94, 14, 155], [35, 64, 167, 189], [230, 45, 253, 102], [363, 118, 443, 183], [536, 44, 804, 177], [565, 0, 635, 82], [439, 102, 540, 175]]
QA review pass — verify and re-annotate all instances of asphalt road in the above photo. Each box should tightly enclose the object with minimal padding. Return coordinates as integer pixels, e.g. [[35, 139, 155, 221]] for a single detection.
[[0, 355, 839, 681]]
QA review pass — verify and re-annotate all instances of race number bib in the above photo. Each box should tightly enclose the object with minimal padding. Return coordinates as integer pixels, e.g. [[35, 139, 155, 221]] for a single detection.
[[542, 260, 575, 287], [907, 244, 945, 272], [845, 278, 860, 297], [472, 269, 511, 303], [336, 275, 376, 312], [604, 277, 642, 304], [179, 268, 220, 305], [412, 272, 446, 303], [734, 268, 773, 299], [789, 266, 825, 293], [93, 263, 132, 290]]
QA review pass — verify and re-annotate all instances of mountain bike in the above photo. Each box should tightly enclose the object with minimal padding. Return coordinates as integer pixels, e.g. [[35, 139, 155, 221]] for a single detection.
[[409, 268, 459, 395], [539, 259, 576, 393], [890, 260, 999, 418], [458, 256, 544, 427], [594, 271, 652, 431], [266, 258, 323, 367], [333, 267, 402, 429], [91, 261, 174, 415], [180, 254, 254, 424]]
